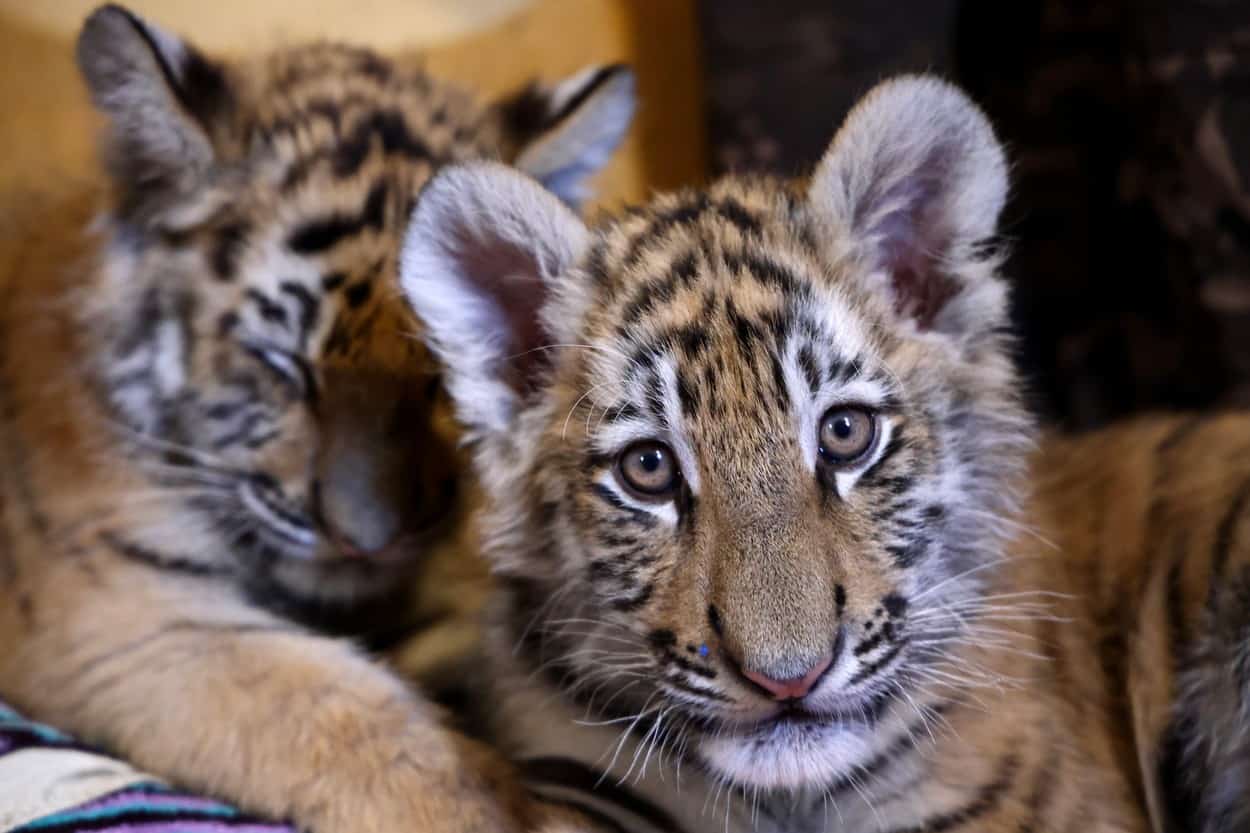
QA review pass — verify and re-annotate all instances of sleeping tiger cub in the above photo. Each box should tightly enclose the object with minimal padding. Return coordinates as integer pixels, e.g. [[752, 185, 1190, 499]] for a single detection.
[[400, 76, 1249, 832], [0, 4, 632, 832]]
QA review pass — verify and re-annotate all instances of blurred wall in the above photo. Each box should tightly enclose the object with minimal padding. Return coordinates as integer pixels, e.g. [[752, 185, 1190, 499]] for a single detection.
[[0, 0, 707, 210]]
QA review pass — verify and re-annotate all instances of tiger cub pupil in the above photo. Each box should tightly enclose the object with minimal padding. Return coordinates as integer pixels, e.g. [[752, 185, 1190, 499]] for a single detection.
[[618, 442, 678, 498], [818, 407, 876, 465]]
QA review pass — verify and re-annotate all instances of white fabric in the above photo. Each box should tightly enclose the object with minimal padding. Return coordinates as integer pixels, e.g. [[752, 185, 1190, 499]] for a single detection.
[[0, 747, 159, 832]]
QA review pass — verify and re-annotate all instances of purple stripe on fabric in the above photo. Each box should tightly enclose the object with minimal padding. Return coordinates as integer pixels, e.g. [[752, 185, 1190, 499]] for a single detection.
[[0, 736, 13, 755], [83, 823, 293, 833], [77, 791, 235, 814]]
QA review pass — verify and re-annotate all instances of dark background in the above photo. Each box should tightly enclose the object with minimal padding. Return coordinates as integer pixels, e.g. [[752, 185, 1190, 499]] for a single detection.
[[700, 0, 1250, 431]]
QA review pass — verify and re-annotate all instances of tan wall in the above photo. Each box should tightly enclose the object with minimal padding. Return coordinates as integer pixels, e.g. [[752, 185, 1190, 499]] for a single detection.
[[0, 0, 708, 209]]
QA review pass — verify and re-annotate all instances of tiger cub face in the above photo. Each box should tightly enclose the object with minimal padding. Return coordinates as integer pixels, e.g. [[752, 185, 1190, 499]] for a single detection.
[[402, 77, 1032, 790], [76, 6, 633, 601]]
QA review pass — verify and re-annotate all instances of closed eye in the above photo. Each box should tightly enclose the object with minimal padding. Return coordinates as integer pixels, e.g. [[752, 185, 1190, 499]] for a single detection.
[[240, 339, 319, 407]]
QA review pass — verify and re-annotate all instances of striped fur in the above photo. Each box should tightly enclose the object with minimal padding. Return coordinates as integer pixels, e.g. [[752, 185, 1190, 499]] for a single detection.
[[0, 4, 632, 832], [403, 77, 1250, 833]]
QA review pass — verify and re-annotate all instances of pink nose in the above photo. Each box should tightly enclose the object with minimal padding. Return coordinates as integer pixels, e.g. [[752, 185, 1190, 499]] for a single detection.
[[741, 654, 833, 701]]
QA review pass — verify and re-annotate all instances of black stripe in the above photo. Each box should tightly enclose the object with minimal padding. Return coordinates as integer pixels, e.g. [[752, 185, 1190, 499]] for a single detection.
[[246, 289, 288, 327], [618, 256, 690, 326], [828, 700, 950, 798], [720, 250, 803, 297], [211, 410, 267, 450], [1212, 474, 1250, 581], [279, 281, 320, 343], [204, 399, 247, 421], [345, 281, 373, 308], [287, 181, 389, 253], [99, 531, 233, 578], [859, 432, 907, 485], [530, 794, 631, 833], [210, 222, 249, 280], [332, 110, 434, 178], [1166, 557, 1189, 658], [1157, 709, 1202, 831], [840, 357, 864, 383], [798, 345, 820, 394], [676, 371, 699, 416], [17, 805, 274, 833], [599, 401, 642, 424], [1016, 743, 1061, 833], [112, 6, 230, 126], [663, 676, 731, 703], [522, 757, 686, 833], [887, 539, 927, 568], [1155, 414, 1207, 454], [0, 726, 95, 756], [882, 751, 1020, 833], [848, 640, 905, 686], [551, 65, 626, 124], [623, 195, 710, 267], [611, 581, 654, 612], [714, 197, 762, 236]]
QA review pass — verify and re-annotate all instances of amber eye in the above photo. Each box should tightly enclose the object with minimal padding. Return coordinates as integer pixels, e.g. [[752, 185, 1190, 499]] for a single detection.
[[817, 406, 877, 466], [617, 441, 680, 500]]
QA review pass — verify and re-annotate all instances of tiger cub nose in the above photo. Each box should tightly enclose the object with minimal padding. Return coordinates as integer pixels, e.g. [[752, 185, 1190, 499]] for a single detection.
[[740, 654, 833, 701]]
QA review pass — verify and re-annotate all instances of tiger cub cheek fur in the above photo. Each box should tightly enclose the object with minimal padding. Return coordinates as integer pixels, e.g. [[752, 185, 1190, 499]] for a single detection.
[[402, 75, 1031, 793]]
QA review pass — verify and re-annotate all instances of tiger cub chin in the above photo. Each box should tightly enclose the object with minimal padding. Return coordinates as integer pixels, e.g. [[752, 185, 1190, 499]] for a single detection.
[[401, 76, 1250, 833], [0, 4, 635, 832]]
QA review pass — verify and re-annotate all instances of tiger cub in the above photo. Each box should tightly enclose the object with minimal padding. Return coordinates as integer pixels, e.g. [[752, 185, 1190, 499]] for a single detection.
[[400, 76, 1249, 832], [0, 4, 632, 832]]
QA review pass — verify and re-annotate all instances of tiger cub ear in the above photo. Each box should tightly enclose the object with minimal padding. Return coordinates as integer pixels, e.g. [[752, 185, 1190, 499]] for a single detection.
[[76, 4, 233, 225], [400, 162, 590, 440], [494, 65, 636, 208], [808, 75, 1009, 342]]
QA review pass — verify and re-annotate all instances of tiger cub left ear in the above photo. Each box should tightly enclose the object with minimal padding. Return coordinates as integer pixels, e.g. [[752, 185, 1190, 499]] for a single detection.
[[495, 65, 636, 208], [399, 162, 590, 440], [76, 4, 233, 225], [808, 75, 1009, 341]]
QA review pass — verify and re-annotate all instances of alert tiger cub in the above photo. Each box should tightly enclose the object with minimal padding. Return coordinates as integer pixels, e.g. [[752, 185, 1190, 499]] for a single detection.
[[0, 4, 633, 832], [400, 77, 1250, 832]]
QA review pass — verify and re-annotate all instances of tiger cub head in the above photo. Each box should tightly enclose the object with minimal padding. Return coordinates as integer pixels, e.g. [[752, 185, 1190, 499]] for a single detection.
[[75, 5, 633, 602], [402, 77, 1033, 789]]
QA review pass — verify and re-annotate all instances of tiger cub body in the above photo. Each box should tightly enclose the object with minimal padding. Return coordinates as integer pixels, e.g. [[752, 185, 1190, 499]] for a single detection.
[[0, 5, 633, 831], [401, 78, 1249, 832]]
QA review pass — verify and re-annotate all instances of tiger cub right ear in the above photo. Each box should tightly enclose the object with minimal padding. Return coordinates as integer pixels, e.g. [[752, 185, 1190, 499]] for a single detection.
[[494, 65, 636, 209], [400, 163, 590, 441], [807, 75, 1009, 343], [76, 4, 233, 225]]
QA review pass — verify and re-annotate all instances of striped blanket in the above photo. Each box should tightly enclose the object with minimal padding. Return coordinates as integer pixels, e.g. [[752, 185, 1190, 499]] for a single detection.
[[0, 702, 293, 833]]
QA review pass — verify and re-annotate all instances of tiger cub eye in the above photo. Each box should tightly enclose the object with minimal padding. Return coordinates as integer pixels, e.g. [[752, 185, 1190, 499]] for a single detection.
[[617, 441, 680, 500], [818, 407, 876, 466]]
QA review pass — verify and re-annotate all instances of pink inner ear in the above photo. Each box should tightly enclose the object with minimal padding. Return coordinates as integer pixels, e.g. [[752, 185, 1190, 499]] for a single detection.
[[459, 234, 551, 392], [891, 261, 959, 331], [873, 169, 960, 331]]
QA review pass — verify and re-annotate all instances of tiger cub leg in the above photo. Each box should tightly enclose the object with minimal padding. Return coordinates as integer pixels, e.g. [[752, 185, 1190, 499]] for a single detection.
[[0, 555, 545, 833]]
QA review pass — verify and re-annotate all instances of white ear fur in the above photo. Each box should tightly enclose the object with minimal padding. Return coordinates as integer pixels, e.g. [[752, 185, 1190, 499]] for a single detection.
[[77, 4, 229, 222], [399, 162, 590, 437], [809, 75, 1008, 337], [510, 65, 636, 207]]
